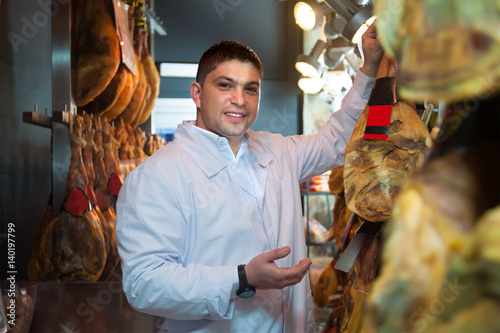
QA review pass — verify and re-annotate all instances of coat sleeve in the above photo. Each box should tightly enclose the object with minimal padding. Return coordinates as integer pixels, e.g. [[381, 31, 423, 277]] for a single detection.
[[116, 164, 238, 320], [290, 70, 375, 182]]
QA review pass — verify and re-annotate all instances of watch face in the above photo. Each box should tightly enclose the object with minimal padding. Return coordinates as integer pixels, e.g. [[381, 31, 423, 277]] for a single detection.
[[238, 289, 256, 298], [237, 287, 256, 298]]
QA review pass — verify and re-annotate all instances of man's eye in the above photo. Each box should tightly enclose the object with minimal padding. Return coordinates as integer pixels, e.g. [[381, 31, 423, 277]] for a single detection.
[[246, 87, 258, 94], [219, 82, 231, 88]]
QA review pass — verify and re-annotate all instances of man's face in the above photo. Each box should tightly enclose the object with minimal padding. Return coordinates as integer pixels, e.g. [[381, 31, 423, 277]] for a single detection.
[[191, 60, 261, 143]]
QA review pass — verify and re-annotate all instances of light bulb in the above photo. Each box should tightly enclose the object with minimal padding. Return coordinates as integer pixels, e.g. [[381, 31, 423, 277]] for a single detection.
[[294, 1, 324, 31], [295, 61, 319, 77], [298, 76, 324, 94]]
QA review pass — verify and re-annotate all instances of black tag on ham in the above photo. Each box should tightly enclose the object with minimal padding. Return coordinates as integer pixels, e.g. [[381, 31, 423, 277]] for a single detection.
[[65, 187, 91, 217], [108, 173, 123, 197], [364, 77, 398, 140]]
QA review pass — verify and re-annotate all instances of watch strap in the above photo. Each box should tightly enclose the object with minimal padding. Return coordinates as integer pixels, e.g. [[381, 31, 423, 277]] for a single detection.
[[236, 264, 256, 298], [237, 264, 250, 287]]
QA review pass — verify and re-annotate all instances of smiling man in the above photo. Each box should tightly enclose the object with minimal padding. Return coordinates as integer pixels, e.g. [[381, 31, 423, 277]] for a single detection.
[[117, 27, 382, 333], [192, 55, 262, 155]]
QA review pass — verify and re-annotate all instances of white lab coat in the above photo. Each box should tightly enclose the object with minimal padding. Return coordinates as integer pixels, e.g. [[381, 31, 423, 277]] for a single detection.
[[116, 71, 374, 333]]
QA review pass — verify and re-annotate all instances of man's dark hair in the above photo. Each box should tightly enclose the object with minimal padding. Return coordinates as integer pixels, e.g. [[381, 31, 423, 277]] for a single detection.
[[196, 40, 264, 85]]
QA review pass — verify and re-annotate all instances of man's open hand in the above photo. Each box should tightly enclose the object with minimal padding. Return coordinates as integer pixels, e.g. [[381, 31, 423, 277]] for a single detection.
[[245, 246, 312, 290]]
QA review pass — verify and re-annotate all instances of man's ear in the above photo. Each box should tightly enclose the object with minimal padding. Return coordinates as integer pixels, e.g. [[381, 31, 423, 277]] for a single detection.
[[190, 82, 202, 109]]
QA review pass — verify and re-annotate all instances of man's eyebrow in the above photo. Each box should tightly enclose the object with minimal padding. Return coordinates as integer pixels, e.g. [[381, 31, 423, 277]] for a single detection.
[[215, 76, 261, 87]]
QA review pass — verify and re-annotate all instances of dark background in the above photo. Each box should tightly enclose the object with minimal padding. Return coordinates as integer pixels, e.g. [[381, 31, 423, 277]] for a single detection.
[[0, 0, 304, 281], [154, 0, 303, 136]]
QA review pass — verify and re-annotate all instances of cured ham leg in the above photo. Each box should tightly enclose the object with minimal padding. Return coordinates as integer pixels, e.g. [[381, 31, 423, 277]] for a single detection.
[[114, 118, 134, 178], [133, 127, 147, 161], [143, 132, 153, 156], [117, 57, 148, 126], [133, 27, 160, 127], [362, 144, 500, 332], [75, 0, 120, 107], [339, 236, 380, 333], [36, 115, 107, 281], [79, 64, 128, 115], [102, 121, 123, 211], [83, 114, 121, 282], [327, 166, 362, 247], [27, 195, 54, 281], [101, 67, 138, 122], [343, 55, 432, 222]]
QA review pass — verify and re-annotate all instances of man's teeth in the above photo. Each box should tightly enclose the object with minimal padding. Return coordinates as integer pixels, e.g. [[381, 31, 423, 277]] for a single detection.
[[226, 113, 243, 117]]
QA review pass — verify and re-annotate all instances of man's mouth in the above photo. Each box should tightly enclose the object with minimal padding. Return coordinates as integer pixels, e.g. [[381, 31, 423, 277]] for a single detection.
[[225, 112, 245, 118]]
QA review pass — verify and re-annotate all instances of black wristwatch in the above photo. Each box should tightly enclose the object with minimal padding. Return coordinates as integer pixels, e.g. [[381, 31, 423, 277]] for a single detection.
[[236, 264, 256, 298]]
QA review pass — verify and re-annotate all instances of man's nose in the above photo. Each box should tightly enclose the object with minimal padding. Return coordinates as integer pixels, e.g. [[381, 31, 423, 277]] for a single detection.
[[230, 88, 245, 106]]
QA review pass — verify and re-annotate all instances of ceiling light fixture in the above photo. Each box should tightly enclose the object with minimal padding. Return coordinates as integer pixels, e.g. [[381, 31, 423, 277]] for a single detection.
[[295, 39, 327, 77], [298, 75, 325, 95], [324, 36, 355, 69], [293, 0, 327, 31], [323, 0, 375, 43], [324, 49, 346, 69], [323, 13, 348, 40]]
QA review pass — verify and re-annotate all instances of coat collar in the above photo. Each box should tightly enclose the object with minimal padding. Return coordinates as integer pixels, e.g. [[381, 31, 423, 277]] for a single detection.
[[174, 121, 273, 177]]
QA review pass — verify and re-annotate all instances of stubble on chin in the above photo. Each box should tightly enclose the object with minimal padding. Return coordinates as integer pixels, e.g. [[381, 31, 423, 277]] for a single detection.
[[218, 123, 247, 138]]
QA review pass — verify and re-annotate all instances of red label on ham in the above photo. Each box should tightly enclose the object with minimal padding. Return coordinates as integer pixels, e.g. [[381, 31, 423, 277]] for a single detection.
[[364, 76, 397, 141], [65, 187, 91, 217], [364, 105, 392, 140], [108, 173, 123, 197]]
